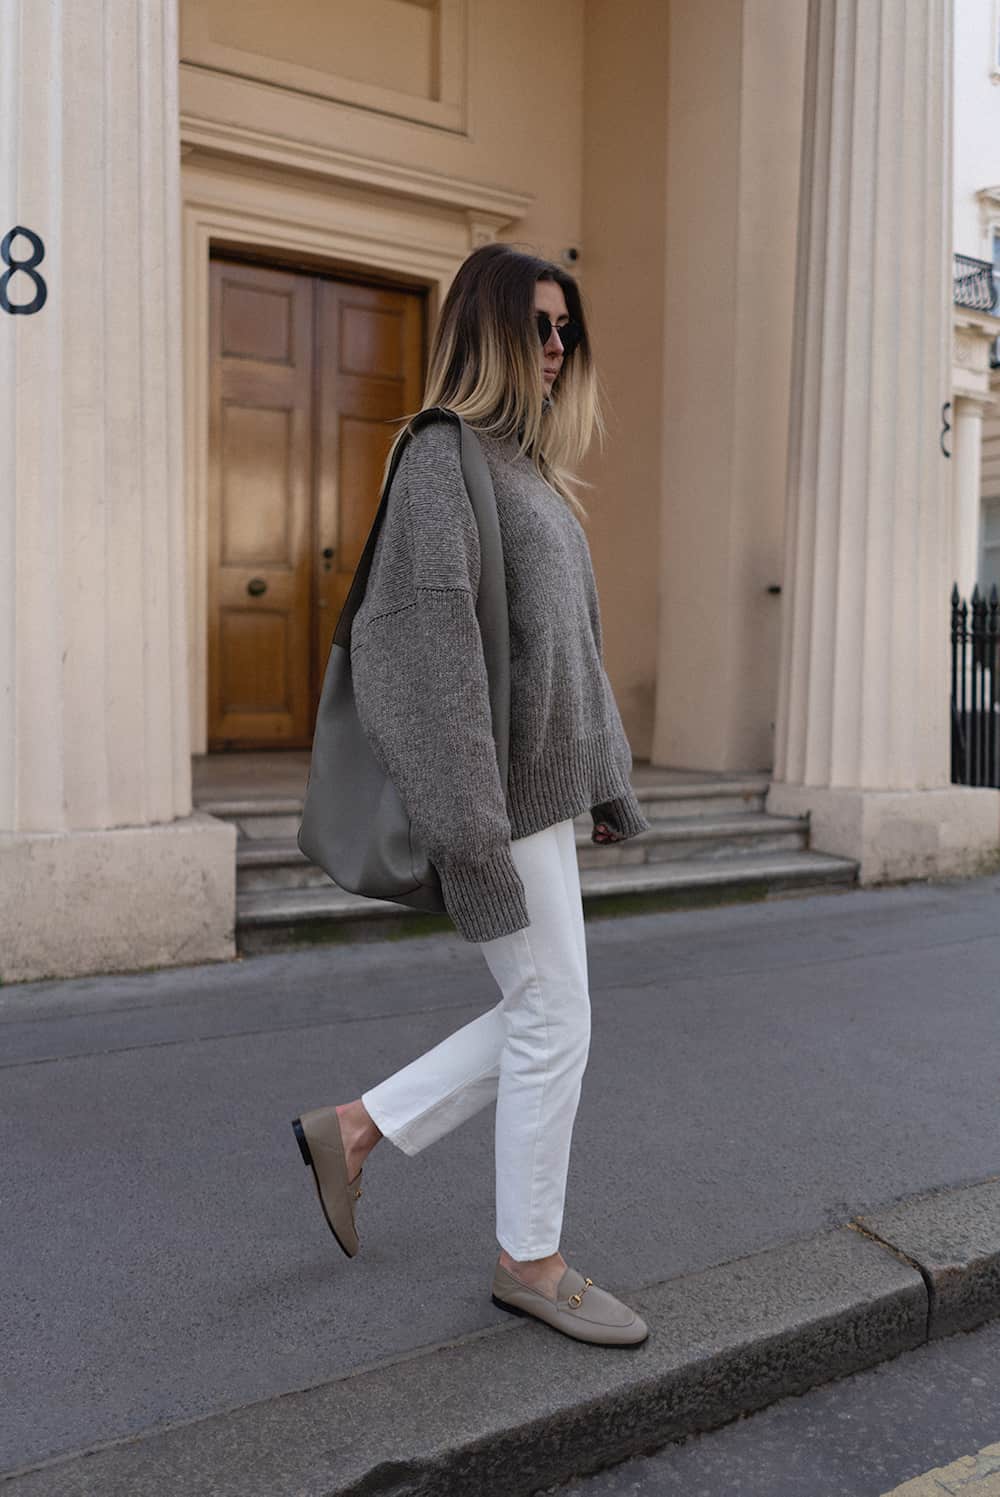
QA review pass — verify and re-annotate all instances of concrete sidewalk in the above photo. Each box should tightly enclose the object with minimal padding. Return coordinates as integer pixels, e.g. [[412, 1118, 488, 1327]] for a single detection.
[[3, 872, 1000, 1493]]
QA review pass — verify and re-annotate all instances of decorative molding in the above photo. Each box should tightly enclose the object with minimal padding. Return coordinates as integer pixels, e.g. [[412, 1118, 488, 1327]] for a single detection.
[[953, 307, 1000, 340], [954, 334, 986, 370], [952, 390, 997, 415], [953, 310, 1000, 402], [467, 213, 504, 248], [976, 186, 1000, 248], [180, 0, 468, 134], [179, 111, 533, 227]]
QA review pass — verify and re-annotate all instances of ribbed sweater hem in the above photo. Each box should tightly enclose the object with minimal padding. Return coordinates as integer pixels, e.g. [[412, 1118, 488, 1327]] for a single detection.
[[507, 728, 652, 841], [436, 846, 531, 944]]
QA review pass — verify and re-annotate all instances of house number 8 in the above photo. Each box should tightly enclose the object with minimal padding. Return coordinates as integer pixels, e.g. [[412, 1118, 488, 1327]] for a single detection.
[[0, 226, 47, 315]]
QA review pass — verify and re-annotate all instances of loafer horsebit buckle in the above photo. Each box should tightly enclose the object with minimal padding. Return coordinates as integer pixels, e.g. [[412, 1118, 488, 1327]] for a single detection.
[[568, 1277, 593, 1309]]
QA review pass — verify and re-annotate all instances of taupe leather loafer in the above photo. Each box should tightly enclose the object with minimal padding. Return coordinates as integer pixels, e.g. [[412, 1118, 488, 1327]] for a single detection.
[[490, 1261, 649, 1346], [291, 1106, 363, 1258]]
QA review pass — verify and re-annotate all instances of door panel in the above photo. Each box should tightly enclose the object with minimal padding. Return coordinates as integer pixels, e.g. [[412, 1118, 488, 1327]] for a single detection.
[[208, 261, 314, 747], [314, 282, 425, 684], [208, 261, 425, 749]]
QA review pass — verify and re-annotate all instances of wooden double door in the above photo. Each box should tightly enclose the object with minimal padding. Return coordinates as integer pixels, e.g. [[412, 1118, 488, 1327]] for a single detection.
[[207, 257, 425, 749]]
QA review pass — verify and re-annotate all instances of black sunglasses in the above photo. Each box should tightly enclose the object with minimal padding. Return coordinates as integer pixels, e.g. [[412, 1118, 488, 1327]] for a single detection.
[[535, 312, 583, 355]]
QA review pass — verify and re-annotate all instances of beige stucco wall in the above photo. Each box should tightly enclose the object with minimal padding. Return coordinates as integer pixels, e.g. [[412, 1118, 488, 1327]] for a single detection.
[[655, 0, 807, 772], [180, 0, 586, 263], [178, 0, 807, 771], [578, 0, 670, 760]]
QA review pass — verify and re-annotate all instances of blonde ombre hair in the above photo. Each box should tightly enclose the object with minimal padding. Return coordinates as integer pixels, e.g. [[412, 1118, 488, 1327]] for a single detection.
[[381, 242, 605, 523]]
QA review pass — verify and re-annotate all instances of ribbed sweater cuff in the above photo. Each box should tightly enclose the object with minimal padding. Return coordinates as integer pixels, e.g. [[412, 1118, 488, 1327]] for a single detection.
[[437, 847, 531, 943], [593, 793, 652, 839]]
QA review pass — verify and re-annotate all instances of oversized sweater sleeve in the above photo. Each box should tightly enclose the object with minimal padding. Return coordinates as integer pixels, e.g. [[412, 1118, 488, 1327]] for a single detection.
[[349, 421, 530, 943], [579, 540, 651, 842]]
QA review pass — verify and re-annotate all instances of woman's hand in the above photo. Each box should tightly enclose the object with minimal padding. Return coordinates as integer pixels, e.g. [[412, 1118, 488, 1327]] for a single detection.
[[591, 801, 625, 844]]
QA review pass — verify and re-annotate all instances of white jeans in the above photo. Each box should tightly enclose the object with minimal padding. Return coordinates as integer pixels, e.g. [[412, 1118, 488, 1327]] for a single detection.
[[361, 817, 591, 1260]]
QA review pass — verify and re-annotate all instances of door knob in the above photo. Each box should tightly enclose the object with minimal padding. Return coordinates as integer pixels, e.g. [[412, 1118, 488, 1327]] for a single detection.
[[247, 577, 267, 597], [322, 547, 335, 559]]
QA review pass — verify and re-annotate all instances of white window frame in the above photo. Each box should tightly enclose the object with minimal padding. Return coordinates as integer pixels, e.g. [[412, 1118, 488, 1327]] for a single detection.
[[993, 0, 1000, 81]]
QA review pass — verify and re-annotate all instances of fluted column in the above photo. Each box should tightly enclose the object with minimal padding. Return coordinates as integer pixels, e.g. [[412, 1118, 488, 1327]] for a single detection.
[[767, 0, 1000, 877], [1, 0, 191, 830], [0, 0, 234, 981], [953, 396, 989, 599], [951, 310, 1000, 599]]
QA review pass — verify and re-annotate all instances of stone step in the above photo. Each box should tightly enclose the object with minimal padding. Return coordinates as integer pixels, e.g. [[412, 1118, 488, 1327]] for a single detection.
[[235, 812, 810, 892], [639, 777, 770, 818], [235, 848, 859, 952], [202, 777, 774, 843]]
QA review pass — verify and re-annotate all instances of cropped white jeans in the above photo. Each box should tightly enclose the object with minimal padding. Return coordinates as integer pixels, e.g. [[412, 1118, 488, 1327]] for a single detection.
[[361, 816, 591, 1260]]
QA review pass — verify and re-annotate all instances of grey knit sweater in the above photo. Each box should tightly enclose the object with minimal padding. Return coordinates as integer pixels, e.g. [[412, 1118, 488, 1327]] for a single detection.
[[350, 417, 650, 943]]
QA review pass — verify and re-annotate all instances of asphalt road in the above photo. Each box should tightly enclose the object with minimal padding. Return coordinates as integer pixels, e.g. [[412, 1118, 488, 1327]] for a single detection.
[[3, 871, 1000, 1475]]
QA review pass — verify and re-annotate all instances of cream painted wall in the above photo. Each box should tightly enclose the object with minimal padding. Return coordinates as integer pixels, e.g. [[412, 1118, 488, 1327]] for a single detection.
[[727, 0, 808, 768], [180, 0, 586, 264], [578, 0, 671, 758], [655, 0, 806, 772], [178, 0, 806, 773]]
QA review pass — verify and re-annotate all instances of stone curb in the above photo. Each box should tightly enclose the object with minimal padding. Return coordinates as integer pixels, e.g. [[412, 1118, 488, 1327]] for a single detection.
[[855, 1174, 1000, 1341], [4, 1178, 1000, 1497]]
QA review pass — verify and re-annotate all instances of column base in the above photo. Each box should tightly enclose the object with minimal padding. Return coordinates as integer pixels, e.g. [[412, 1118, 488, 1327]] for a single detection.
[[765, 784, 1000, 884], [0, 812, 237, 985]]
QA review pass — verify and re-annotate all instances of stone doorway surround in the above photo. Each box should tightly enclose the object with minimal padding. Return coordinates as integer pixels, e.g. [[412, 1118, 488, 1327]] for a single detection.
[[179, 122, 533, 754]]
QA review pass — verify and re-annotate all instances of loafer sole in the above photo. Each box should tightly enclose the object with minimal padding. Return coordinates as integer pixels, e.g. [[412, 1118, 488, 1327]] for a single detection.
[[292, 1114, 359, 1258], [490, 1291, 648, 1347]]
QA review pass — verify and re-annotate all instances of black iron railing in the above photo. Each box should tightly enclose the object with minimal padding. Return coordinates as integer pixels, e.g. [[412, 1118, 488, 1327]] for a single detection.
[[951, 582, 1000, 787], [953, 253, 998, 313]]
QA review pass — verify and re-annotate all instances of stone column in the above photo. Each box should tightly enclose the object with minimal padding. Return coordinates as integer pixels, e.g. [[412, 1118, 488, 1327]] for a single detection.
[[953, 396, 989, 598], [767, 0, 1000, 879], [0, 0, 234, 982], [951, 310, 1000, 598]]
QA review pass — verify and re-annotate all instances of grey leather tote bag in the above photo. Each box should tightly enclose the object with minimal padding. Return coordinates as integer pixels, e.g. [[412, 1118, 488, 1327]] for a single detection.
[[297, 406, 511, 915]]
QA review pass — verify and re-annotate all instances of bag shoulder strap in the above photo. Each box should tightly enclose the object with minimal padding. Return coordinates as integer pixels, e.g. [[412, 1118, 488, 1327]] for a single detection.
[[333, 406, 459, 648], [331, 404, 512, 799]]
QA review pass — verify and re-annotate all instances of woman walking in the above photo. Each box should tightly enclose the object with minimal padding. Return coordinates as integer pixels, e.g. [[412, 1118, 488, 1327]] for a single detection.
[[293, 242, 651, 1347]]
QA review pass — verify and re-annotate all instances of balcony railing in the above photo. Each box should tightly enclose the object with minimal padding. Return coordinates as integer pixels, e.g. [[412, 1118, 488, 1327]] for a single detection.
[[953, 253, 998, 313]]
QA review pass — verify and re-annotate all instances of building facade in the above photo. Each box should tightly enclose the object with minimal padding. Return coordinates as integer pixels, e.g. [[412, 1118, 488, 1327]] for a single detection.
[[953, 0, 1000, 593], [3, 0, 999, 984]]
